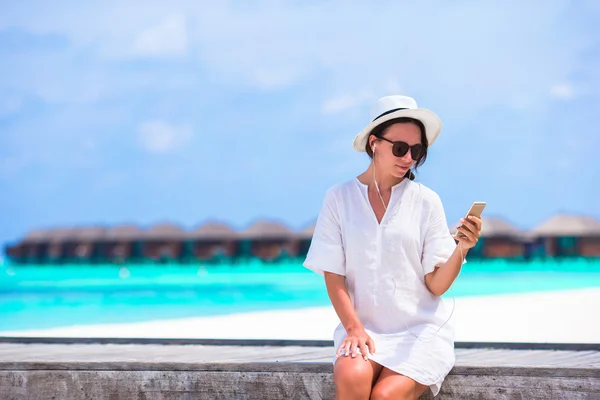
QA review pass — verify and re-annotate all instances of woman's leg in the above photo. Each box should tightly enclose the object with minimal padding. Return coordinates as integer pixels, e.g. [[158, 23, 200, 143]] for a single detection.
[[369, 367, 429, 400], [333, 355, 383, 400]]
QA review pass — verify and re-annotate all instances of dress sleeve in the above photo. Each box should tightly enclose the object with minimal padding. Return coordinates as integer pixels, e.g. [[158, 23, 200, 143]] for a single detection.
[[421, 192, 466, 275], [303, 188, 346, 276]]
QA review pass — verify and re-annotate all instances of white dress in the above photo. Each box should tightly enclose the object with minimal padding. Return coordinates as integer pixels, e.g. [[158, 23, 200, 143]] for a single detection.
[[303, 177, 464, 396]]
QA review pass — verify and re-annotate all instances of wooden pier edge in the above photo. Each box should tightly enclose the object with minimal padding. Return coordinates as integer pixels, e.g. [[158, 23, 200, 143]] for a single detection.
[[0, 338, 598, 399]]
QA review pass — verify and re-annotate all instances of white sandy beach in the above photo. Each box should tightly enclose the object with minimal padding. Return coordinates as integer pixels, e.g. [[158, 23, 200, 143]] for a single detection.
[[2, 288, 599, 343]]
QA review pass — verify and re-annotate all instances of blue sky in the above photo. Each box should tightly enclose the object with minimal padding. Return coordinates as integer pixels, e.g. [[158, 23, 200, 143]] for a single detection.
[[1, 1, 599, 248]]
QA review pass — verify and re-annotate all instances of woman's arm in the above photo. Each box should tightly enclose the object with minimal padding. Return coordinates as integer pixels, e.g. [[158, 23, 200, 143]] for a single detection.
[[324, 272, 375, 360], [425, 215, 482, 296], [424, 243, 468, 296]]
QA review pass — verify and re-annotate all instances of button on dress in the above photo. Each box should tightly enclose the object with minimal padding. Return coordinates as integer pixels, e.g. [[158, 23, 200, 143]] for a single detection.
[[303, 177, 464, 396]]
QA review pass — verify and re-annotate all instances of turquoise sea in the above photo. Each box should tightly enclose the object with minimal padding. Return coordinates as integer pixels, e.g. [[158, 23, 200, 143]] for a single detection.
[[1, 259, 600, 332]]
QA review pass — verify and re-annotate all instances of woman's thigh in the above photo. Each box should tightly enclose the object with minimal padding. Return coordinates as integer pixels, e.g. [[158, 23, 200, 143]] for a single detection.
[[370, 367, 429, 400]]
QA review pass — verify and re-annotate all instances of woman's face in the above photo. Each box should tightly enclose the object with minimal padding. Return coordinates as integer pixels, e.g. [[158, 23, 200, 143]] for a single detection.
[[371, 122, 422, 179]]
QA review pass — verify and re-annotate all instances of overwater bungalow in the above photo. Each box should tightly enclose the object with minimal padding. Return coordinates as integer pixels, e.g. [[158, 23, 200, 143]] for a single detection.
[[46, 228, 79, 263], [188, 221, 238, 263], [239, 220, 296, 262], [62, 227, 107, 263], [141, 223, 187, 262], [102, 225, 144, 264], [5, 212, 600, 265], [480, 217, 527, 259], [449, 216, 526, 259], [6, 229, 50, 264], [530, 214, 600, 258]]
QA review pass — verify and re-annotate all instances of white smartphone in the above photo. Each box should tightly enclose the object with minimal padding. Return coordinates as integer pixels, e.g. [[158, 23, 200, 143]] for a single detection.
[[455, 201, 486, 239]]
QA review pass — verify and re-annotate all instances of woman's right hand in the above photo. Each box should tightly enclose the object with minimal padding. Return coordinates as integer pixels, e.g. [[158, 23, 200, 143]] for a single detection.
[[337, 327, 376, 361]]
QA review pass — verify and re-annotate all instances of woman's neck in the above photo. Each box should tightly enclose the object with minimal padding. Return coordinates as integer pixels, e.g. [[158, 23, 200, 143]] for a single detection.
[[359, 164, 404, 192]]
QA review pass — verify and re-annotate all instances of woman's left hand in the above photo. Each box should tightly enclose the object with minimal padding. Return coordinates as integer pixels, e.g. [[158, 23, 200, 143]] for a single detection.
[[454, 216, 483, 249]]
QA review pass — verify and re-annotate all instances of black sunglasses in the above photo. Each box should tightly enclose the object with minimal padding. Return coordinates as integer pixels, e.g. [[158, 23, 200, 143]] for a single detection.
[[377, 137, 425, 159]]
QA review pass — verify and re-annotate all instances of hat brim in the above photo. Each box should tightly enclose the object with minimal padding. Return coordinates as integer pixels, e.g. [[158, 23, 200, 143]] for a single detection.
[[352, 108, 442, 152]]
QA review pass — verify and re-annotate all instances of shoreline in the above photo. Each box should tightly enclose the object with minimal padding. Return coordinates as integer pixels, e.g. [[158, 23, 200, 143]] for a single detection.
[[2, 288, 599, 343]]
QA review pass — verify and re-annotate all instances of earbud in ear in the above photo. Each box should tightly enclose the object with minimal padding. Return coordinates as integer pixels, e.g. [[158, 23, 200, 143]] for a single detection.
[[372, 143, 376, 152]]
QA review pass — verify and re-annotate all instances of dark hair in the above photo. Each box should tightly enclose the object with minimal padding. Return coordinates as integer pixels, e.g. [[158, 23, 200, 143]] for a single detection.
[[364, 117, 429, 181]]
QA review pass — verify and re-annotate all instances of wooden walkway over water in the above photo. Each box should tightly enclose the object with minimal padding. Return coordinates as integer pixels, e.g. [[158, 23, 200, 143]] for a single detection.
[[0, 338, 599, 399]]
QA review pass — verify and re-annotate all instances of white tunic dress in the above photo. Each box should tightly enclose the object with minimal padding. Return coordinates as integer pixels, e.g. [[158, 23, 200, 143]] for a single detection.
[[303, 177, 463, 396]]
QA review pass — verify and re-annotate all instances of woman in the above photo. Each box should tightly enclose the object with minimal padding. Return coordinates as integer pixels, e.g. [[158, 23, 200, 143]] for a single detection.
[[303, 95, 483, 399]]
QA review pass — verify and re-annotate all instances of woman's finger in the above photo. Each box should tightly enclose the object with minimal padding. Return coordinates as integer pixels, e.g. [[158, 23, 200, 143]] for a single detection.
[[460, 218, 481, 238], [351, 339, 359, 358], [358, 342, 369, 361], [468, 215, 483, 230], [337, 340, 346, 356], [366, 337, 376, 354], [344, 340, 352, 357], [460, 218, 478, 235], [337, 341, 346, 357], [457, 226, 477, 243]]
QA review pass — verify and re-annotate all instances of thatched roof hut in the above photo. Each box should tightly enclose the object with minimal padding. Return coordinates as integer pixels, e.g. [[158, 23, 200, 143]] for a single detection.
[[46, 227, 79, 243], [21, 229, 53, 244], [187, 221, 238, 260], [480, 217, 525, 239], [240, 220, 294, 240], [105, 225, 143, 241], [143, 223, 187, 241], [188, 221, 238, 240], [71, 227, 107, 242], [449, 216, 524, 239], [531, 214, 600, 237]]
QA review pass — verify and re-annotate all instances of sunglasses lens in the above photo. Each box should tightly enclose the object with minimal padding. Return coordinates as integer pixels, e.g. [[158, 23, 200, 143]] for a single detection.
[[392, 143, 409, 157], [411, 144, 424, 159]]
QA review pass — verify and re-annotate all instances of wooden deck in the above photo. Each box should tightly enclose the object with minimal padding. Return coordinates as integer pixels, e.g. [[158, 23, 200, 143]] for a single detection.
[[0, 338, 599, 399]]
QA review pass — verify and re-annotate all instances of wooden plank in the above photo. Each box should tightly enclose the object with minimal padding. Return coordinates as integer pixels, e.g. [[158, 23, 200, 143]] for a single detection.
[[438, 374, 600, 400], [455, 349, 600, 367], [1, 368, 599, 400], [2, 343, 600, 367], [0, 370, 336, 400], [2, 344, 600, 366], [0, 342, 599, 399], [2, 337, 598, 351]]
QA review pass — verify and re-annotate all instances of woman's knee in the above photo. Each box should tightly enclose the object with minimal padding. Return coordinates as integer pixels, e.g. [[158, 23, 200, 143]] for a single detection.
[[334, 356, 376, 390]]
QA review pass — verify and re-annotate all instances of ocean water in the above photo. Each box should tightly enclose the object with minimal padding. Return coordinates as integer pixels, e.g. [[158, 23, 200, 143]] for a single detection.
[[1, 258, 599, 332]]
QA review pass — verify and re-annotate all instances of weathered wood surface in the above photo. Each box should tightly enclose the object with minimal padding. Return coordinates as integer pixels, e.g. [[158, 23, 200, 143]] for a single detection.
[[1, 369, 599, 400], [1, 370, 335, 400], [1, 343, 600, 368], [0, 343, 599, 399]]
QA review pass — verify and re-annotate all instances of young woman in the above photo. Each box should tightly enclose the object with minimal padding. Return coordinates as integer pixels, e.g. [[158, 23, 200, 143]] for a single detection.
[[303, 95, 483, 399]]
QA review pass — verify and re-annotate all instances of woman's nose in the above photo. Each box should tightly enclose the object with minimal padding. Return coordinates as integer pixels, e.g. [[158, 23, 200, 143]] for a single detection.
[[401, 151, 413, 162]]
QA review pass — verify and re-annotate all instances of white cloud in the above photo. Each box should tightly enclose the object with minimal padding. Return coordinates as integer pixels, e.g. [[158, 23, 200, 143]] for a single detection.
[[0, 1, 597, 111], [550, 83, 575, 100], [137, 120, 193, 154], [132, 15, 188, 57], [185, 2, 583, 106]]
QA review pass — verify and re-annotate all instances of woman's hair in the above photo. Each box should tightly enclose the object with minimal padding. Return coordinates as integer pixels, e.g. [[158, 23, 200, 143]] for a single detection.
[[364, 117, 429, 181]]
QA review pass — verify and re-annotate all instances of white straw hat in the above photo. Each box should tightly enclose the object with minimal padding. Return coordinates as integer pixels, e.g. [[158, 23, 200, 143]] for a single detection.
[[353, 95, 442, 152]]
